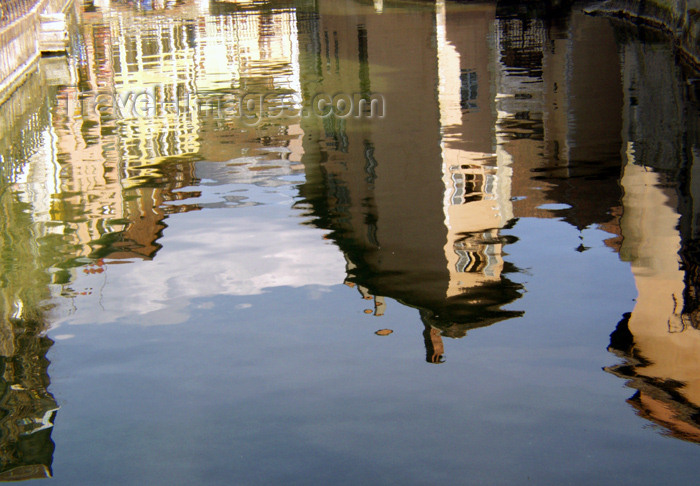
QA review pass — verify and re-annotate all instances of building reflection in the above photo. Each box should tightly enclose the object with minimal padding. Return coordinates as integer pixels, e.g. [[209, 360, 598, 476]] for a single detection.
[[0, 0, 307, 475], [0, 67, 58, 480], [63, 0, 646, 367], [295, 0, 528, 363], [292, 0, 631, 361], [49, 0, 306, 278], [605, 22, 700, 443], [292, 0, 700, 445], [494, 5, 624, 246], [487, 4, 700, 443]]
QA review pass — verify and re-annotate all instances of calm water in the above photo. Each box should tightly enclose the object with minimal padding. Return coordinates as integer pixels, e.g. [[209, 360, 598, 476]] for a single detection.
[[0, 0, 699, 483]]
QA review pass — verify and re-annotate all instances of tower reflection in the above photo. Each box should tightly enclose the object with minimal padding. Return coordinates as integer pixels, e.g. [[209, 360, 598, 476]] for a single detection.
[[295, 0, 525, 362]]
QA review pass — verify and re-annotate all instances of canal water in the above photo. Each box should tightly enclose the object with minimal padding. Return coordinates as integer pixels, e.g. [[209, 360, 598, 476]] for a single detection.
[[0, 0, 699, 483]]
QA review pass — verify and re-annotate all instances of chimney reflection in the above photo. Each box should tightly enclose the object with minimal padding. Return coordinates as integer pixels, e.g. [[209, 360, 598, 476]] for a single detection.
[[423, 323, 446, 365]]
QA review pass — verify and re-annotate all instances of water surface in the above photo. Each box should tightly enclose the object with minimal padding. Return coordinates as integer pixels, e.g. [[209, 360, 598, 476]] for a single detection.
[[1, 0, 699, 483]]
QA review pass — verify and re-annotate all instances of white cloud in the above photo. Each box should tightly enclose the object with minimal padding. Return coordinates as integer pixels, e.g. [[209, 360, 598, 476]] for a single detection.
[[51, 209, 346, 326]]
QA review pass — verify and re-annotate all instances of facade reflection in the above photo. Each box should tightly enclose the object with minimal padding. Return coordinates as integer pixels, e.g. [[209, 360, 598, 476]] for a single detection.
[[495, 6, 624, 244], [0, 0, 307, 475], [47, 0, 343, 327], [295, 0, 526, 363], [0, 68, 58, 480], [292, 0, 700, 443], [492, 4, 700, 443], [605, 22, 700, 443], [51, 0, 307, 266], [57, 0, 644, 366]]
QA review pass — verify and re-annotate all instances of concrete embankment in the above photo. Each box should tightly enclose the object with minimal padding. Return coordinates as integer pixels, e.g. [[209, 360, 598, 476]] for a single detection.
[[586, 0, 700, 67], [0, 0, 72, 105]]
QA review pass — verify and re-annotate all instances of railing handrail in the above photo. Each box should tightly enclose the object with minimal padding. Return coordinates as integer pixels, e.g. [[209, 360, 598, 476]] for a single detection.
[[0, 0, 42, 29]]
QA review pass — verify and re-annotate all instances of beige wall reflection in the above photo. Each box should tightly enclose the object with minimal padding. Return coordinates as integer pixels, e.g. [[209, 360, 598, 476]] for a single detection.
[[297, 0, 523, 363], [608, 151, 700, 442], [438, 1, 514, 301], [606, 34, 700, 442]]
